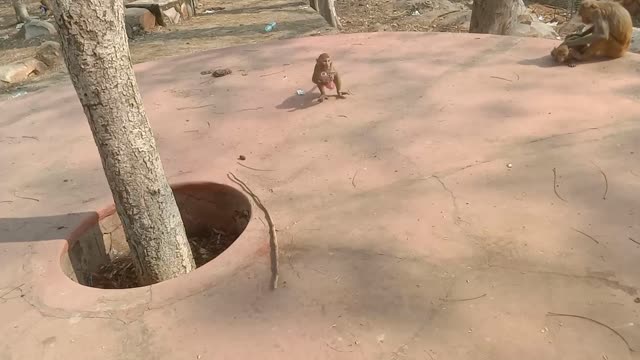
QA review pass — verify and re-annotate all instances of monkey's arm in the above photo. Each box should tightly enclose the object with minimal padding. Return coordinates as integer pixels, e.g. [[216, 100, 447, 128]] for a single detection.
[[312, 64, 322, 84], [565, 13, 609, 46], [333, 71, 345, 98], [566, 25, 594, 39]]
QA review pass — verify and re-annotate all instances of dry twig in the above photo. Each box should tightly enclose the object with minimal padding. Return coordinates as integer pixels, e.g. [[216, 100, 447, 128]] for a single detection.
[[440, 293, 487, 302], [591, 161, 608, 200], [571, 227, 599, 244], [325, 342, 353, 353], [490, 76, 513, 82], [228, 172, 279, 290], [546, 312, 635, 352], [552, 168, 567, 202], [236, 162, 274, 172], [13, 193, 39, 202]]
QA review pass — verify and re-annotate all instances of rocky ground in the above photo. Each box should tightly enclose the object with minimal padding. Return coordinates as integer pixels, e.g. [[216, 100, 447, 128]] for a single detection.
[[336, 0, 574, 35], [0, 0, 335, 94], [0, 0, 638, 94]]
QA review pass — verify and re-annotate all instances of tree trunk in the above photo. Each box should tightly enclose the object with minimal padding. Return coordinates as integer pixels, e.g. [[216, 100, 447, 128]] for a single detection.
[[469, 0, 519, 35], [12, 0, 30, 23], [50, 0, 195, 285], [314, 0, 340, 28]]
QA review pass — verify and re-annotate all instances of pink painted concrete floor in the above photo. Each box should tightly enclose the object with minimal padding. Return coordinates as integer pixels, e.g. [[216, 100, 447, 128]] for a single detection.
[[1, 32, 640, 359]]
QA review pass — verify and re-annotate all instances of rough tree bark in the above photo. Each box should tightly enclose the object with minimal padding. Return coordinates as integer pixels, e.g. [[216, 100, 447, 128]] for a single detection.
[[311, 0, 340, 28], [469, 0, 519, 35], [50, 0, 195, 285], [12, 0, 30, 23]]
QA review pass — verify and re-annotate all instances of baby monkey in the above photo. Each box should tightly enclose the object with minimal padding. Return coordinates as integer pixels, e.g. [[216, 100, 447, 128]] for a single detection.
[[551, 44, 584, 67], [312, 53, 346, 102], [551, 33, 588, 67]]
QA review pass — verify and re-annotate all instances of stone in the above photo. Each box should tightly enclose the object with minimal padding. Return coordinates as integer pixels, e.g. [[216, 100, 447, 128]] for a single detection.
[[180, 2, 194, 19], [518, 13, 536, 25], [0, 59, 47, 84], [556, 15, 587, 37], [125, 7, 156, 38], [19, 19, 57, 40], [513, 20, 558, 39], [630, 27, 640, 54], [163, 7, 181, 24], [126, 0, 186, 26], [34, 41, 62, 68]]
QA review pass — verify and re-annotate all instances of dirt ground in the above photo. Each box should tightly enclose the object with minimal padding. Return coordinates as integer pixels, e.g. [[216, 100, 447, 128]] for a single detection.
[[336, 0, 572, 33], [0, 0, 336, 93], [0, 0, 574, 94]]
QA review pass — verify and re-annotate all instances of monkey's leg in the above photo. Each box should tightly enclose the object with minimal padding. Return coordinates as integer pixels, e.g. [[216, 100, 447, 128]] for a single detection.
[[334, 73, 346, 99], [602, 40, 626, 58]]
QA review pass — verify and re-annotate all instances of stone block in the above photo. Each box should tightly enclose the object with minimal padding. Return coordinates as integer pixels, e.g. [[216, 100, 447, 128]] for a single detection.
[[34, 41, 62, 68], [0, 59, 47, 84], [125, 0, 187, 26], [19, 19, 57, 40], [125, 7, 156, 38]]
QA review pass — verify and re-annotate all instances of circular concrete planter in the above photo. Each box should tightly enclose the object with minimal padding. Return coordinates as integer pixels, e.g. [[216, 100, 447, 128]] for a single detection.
[[61, 182, 252, 289], [31, 181, 268, 313]]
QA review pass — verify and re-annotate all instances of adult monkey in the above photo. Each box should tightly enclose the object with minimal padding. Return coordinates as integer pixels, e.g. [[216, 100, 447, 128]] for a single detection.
[[563, 0, 633, 61]]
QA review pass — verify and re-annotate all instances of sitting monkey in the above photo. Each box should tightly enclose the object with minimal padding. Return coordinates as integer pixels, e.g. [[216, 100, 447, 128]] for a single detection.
[[312, 53, 346, 103]]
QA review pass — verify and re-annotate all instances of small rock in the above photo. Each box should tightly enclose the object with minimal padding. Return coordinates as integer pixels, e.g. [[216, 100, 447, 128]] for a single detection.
[[212, 68, 232, 77], [634, 297, 640, 303], [125, 8, 156, 39], [507, 163, 513, 168], [34, 41, 62, 68], [630, 28, 640, 54], [10, 90, 28, 98], [162, 7, 181, 24], [19, 19, 57, 40], [238, 155, 246, 161], [0, 59, 47, 84], [513, 20, 558, 40]]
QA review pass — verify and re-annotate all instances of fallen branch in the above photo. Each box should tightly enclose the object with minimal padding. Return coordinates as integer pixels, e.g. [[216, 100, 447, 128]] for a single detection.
[[227, 172, 279, 290], [629, 237, 640, 246], [351, 169, 359, 188], [236, 162, 274, 172], [546, 312, 635, 352], [552, 168, 567, 202]]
